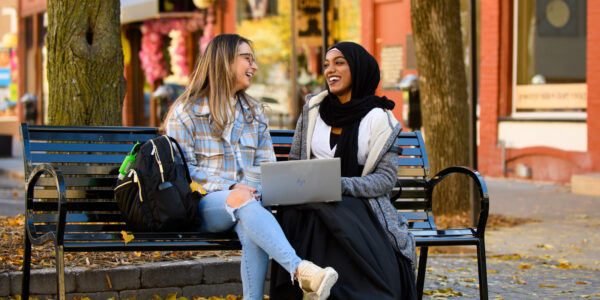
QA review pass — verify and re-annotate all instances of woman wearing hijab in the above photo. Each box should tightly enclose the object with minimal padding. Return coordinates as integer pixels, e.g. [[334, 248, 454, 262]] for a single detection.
[[270, 42, 417, 299]]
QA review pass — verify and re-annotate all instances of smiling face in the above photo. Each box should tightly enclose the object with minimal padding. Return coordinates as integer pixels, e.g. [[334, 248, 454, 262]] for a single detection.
[[324, 49, 352, 103], [232, 42, 258, 93]]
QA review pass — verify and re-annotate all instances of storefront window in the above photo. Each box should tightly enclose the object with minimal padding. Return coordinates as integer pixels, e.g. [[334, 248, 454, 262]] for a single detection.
[[513, 0, 586, 114], [237, 0, 293, 129]]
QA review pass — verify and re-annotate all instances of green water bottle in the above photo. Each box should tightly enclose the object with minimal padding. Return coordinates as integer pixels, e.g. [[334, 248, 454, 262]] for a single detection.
[[118, 142, 141, 180]]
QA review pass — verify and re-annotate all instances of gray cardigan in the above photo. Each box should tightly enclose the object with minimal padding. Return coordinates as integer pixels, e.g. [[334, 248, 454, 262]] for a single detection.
[[289, 91, 416, 268]]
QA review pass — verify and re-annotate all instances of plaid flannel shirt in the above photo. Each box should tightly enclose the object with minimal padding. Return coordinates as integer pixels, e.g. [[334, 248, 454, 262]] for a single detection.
[[165, 97, 276, 193]]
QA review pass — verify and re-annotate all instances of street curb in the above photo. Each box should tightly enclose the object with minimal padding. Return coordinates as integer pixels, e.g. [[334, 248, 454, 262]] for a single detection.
[[1, 256, 267, 299]]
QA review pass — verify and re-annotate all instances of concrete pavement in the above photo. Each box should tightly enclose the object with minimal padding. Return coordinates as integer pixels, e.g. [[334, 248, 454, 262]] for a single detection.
[[1, 140, 599, 298]]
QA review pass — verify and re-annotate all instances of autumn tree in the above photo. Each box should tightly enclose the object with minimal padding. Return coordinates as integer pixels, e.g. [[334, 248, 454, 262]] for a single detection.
[[46, 0, 125, 126], [411, 1, 471, 214]]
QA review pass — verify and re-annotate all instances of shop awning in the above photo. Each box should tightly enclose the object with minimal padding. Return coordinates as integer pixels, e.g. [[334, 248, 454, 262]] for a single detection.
[[121, 0, 158, 24]]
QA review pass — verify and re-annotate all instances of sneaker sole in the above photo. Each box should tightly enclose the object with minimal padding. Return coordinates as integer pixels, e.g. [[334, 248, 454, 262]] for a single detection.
[[315, 267, 338, 300]]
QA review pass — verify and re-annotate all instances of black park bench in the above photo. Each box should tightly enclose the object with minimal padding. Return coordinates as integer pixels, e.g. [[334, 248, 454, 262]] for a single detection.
[[20, 123, 489, 300]]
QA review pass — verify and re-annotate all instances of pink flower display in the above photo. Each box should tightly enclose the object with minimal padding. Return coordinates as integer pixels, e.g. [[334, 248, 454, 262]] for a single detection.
[[139, 17, 206, 85]]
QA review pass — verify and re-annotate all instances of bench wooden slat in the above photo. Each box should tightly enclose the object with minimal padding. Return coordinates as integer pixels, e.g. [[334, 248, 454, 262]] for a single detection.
[[396, 179, 428, 188], [29, 142, 136, 153], [33, 189, 115, 199], [34, 224, 126, 232], [393, 201, 429, 210], [30, 201, 121, 212], [395, 189, 427, 199], [409, 222, 435, 230], [396, 139, 419, 146], [397, 168, 426, 177], [33, 213, 125, 223], [30, 153, 126, 164], [28, 131, 157, 143], [28, 165, 119, 175], [399, 211, 428, 220], [36, 177, 116, 187], [397, 157, 425, 166], [399, 147, 423, 156]]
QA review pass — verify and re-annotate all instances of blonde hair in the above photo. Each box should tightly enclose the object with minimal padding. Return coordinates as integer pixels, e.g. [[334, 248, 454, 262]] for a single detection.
[[162, 34, 263, 135]]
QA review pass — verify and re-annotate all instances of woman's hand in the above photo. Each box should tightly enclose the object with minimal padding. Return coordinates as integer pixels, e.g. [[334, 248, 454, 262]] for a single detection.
[[230, 183, 260, 199]]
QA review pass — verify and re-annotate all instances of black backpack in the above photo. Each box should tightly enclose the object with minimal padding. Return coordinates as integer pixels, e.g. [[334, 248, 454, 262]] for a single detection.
[[114, 135, 203, 232]]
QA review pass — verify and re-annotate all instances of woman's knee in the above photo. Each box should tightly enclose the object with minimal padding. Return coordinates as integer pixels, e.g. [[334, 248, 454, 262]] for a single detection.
[[226, 189, 253, 208]]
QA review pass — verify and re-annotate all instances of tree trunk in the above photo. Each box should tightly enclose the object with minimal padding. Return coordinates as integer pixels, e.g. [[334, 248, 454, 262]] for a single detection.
[[47, 0, 125, 126], [410, 1, 470, 215]]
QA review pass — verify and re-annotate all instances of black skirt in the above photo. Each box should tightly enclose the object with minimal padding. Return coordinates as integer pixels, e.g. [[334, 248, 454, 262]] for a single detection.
[[270, 196, 417, 300]]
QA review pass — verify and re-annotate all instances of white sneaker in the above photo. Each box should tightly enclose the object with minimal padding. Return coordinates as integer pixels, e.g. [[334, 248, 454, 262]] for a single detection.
[[296, 260, 338, 300]]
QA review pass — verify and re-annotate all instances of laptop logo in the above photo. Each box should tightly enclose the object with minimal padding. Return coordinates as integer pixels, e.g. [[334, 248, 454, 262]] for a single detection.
[[296, 178, 306, 187]]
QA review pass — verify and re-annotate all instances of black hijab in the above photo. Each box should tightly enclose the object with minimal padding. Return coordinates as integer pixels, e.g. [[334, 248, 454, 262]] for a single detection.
[[319, 42, 395, 177]]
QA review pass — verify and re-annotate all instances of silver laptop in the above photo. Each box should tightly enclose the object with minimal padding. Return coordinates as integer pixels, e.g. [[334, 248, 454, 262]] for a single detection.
[[260, 158, 342, 206]]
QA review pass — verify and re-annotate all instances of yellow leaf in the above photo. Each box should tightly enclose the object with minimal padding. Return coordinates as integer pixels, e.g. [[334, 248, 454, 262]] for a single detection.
[[576, 281, 587, 285], [121, 231, 135, 245], [134, 251, 142, 257], [165, 294, 177, 300], [153, 295, 163, 300], [517, 263, 532, 269], [487, 270, 498, 273], [557, 261, 572, 269], [539, 284, 556, 288], [535, 244, 555, 249]]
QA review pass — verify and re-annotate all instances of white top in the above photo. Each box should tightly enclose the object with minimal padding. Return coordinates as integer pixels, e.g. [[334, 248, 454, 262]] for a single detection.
[[311, 108, 387, 165]]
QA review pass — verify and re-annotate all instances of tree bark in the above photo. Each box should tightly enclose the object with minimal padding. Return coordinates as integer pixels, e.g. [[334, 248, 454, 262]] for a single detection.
[[47, 0, 125, 126], [411, 1, 470, 214]]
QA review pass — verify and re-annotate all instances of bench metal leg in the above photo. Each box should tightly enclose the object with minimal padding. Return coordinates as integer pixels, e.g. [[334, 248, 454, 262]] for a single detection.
[[21, 233, 31, 300], [477, 240, 489, 300], [56, 245, 66, 300], [416, 246, 428, 300]]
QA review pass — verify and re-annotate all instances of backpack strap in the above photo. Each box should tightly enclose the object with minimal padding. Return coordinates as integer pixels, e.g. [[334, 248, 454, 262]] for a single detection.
[[165, 135, 193, 184]]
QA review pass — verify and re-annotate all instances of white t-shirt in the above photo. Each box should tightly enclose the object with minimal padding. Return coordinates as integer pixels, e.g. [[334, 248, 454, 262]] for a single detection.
[[311, 108, 387, 165]]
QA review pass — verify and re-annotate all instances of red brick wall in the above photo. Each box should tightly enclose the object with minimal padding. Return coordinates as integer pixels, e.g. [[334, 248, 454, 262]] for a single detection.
[[588, 1, 600, 171], [478, 1, 504, 177]]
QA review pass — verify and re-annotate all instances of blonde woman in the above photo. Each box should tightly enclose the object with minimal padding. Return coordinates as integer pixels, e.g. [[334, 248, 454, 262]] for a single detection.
[[163, 34, 337, 300]]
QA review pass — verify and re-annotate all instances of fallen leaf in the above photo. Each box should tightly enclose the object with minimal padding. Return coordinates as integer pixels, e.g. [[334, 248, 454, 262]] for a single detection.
[[512, 275, 526, 285], [165, 293, 177, 300], [557, 260, 572, 269], [539, 284, 556, 288], [517, 263, 532, 269], [576, 281, 587, 285], [535, 244, 555, 249], [121, 231, 135, 245], [487, 270, 497, 273]]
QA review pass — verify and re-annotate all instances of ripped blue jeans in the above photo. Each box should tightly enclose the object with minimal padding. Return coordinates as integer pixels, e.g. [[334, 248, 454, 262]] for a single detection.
[[198, 190, 302, 300]]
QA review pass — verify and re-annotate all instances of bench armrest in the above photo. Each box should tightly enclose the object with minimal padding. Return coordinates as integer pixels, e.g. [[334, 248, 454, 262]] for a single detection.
[[25, 163, 67, 245], [426, 166, 490, 237]]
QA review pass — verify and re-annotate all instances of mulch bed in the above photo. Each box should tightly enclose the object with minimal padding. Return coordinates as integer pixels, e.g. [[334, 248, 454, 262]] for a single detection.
[[0, 213, 536, 272]]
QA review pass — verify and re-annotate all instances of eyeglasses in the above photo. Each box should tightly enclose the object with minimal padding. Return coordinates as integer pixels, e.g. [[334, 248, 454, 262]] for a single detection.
[[239, 53, 256, 65]]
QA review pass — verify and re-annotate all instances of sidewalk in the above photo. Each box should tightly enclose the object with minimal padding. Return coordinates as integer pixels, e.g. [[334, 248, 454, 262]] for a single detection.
[[422, 178, 600, 299], [1, 140, 599, 298]]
